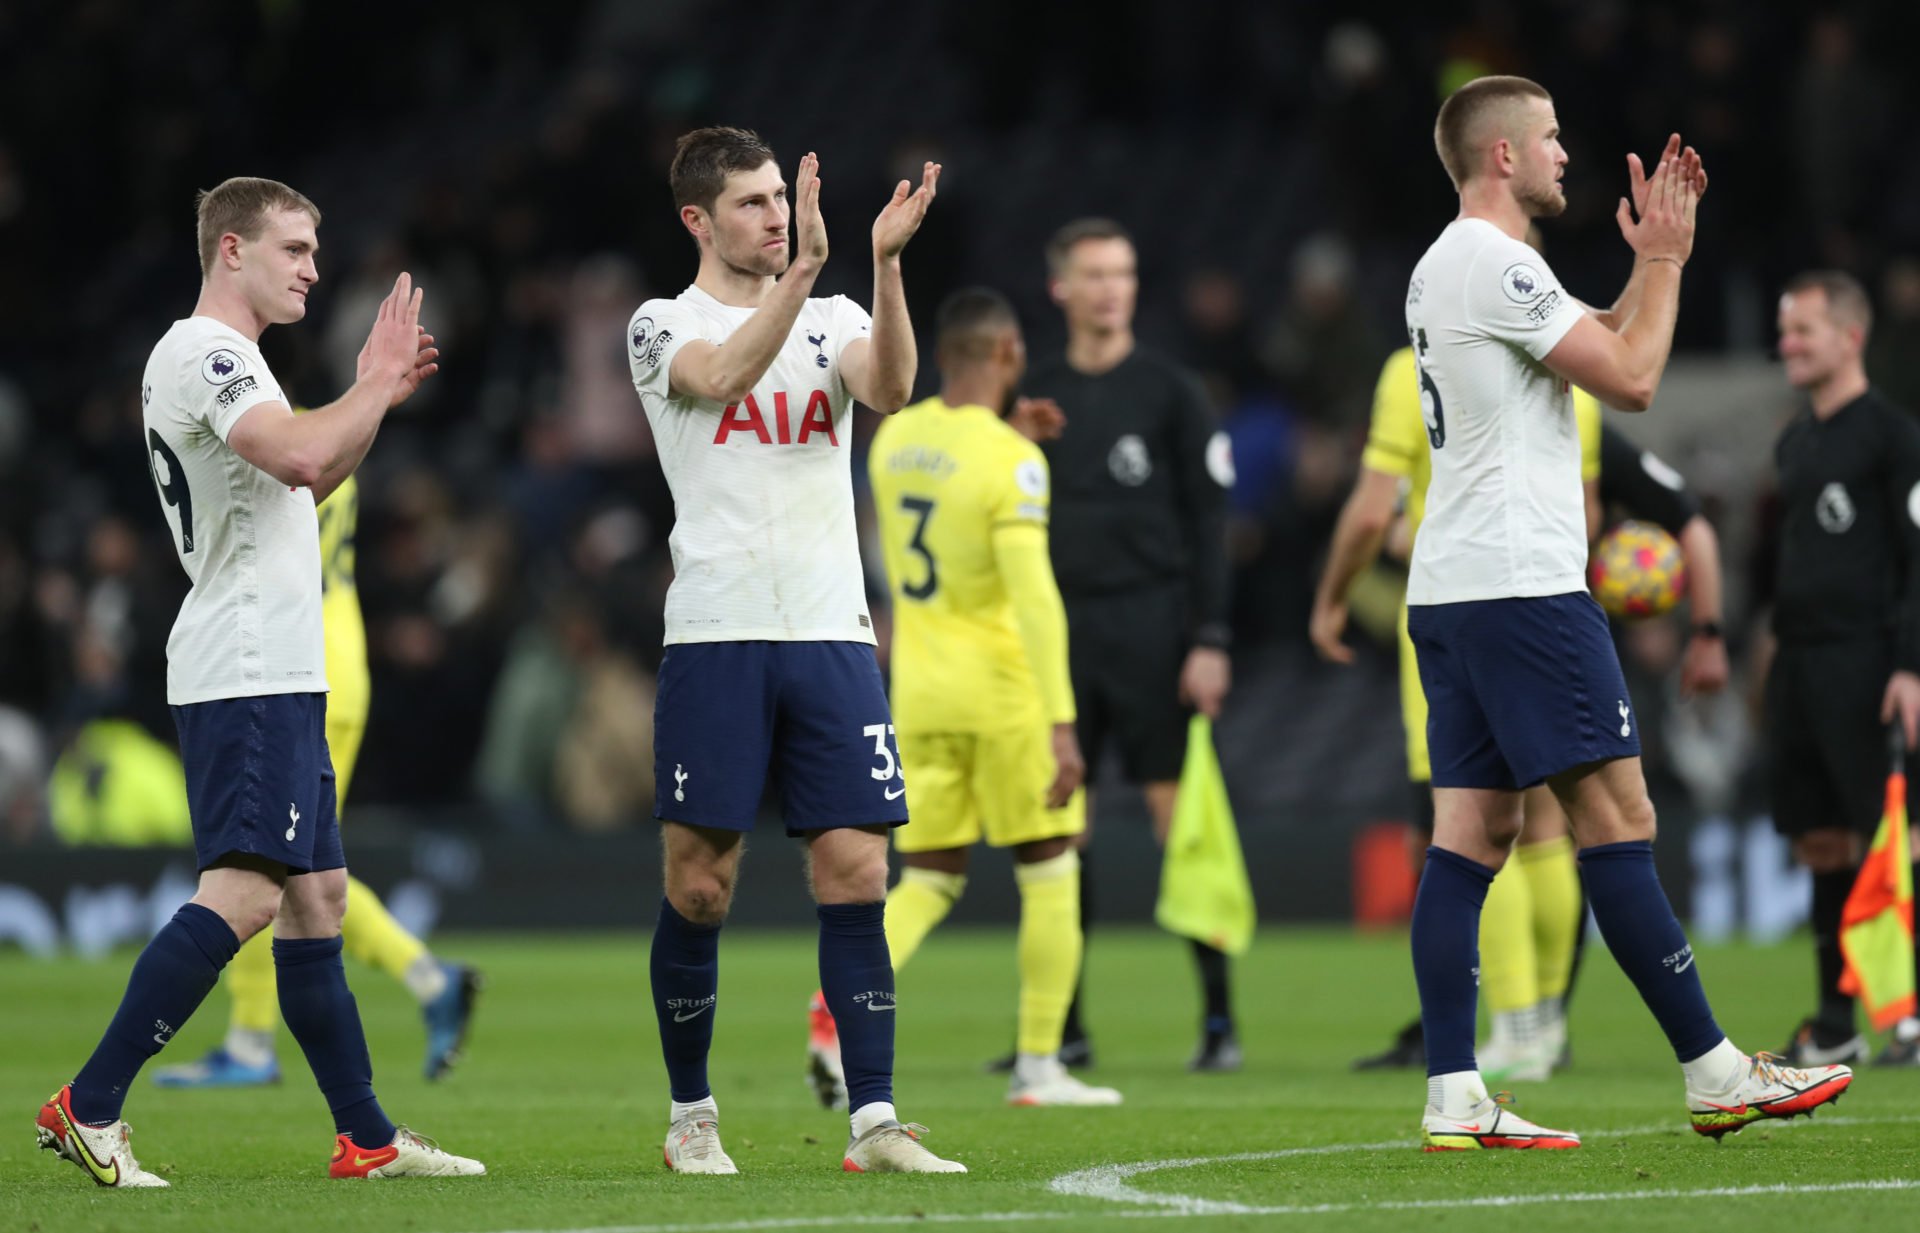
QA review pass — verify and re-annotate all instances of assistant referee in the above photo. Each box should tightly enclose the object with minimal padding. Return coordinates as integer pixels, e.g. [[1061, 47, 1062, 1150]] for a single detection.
[[1767, 270, 1920, 1068], [1009, 217, 1238, 1072]]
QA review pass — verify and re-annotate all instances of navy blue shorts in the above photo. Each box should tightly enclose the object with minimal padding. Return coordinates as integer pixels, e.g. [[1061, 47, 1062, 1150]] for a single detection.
[[653, 641, 909, 835], [1407, 592, 1641, 790], [171, 692, 343, 874]]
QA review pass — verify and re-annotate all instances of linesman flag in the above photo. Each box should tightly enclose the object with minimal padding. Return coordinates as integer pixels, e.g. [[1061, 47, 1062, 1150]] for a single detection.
[[1838, 727, 1916, 1031], [1155, 716, 1256, 955]]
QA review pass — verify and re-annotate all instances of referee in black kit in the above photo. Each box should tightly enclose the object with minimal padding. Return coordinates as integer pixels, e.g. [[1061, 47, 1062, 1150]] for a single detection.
[[998, 217, 1239, 1072], [1768, 270, 1920, 1068]]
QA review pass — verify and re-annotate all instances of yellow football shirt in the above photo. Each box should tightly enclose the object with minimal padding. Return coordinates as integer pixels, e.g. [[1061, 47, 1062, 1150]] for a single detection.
[[869, 398, 1073, 734], [317, 473, 370, 789]]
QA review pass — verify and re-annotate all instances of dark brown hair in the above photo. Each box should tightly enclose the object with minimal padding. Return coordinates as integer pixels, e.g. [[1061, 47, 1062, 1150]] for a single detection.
[[670, 127, 779, 215]]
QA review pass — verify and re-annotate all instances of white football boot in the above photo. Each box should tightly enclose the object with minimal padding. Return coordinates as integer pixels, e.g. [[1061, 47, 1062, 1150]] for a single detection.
[[663, 1103, 738, 1174], [330, 1126, 486, 1178], [1007, 1056, 1123, 1106], [35, 1085, 168, 1188], [1686, 1051, 1853, 1139], [843, 1120, 967, 1173]]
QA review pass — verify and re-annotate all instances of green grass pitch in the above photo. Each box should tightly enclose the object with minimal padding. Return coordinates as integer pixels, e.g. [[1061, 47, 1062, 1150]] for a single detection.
[[3, 926, 1916, 1232]]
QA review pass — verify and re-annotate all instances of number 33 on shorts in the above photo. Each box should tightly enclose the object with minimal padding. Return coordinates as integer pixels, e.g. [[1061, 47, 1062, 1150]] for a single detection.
[[864, 724, 906, 800]]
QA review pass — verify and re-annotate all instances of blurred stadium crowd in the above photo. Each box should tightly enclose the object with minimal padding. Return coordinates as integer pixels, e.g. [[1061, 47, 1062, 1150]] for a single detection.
[[3, 0, 1919, 847]]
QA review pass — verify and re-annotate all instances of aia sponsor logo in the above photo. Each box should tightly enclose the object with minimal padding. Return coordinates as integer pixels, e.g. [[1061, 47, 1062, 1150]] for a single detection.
[[713, 390, 838, 446]]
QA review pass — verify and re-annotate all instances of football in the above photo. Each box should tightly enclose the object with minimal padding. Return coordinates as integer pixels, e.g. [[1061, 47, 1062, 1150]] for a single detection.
[[1589, 520, 1687, 618]]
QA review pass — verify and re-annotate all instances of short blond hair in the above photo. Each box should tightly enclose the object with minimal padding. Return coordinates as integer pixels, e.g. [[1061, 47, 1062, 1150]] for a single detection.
[[1433, 75, 1551, 190], [194, 177, 321, 276]]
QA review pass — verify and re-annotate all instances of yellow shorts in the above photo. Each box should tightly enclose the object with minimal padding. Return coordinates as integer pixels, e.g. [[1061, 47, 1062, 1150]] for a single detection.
[[894, 727, 1086, 853], [326, 682, 369, 811], [1397, 604, 1431, 783]]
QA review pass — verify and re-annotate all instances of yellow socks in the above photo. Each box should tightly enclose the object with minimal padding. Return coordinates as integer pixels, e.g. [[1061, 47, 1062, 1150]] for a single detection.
[[341, 875, 429, 983], [1516, 836, 1581, 1001], [1478, 859, 1539, 1016], [1015, 851, 1082, 1057], [884, 867, 966, 972], [225, 926, 279, 1033]]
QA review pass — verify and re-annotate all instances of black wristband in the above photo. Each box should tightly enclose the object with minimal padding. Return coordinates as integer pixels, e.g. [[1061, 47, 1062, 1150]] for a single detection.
[[1192, 622, 1233, 652], [1691, 621, 1723, 640]]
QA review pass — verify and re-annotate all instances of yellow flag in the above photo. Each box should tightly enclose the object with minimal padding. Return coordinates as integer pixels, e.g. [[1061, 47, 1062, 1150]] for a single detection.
[[1838, 758, 1916, 1031], [1155, 716, 1256, 955]]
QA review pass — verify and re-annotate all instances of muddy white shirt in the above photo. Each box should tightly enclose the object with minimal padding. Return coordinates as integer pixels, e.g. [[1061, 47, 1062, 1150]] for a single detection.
[[627, 284, 876, 644], [1405, 218, 1587, 605], [142, 316, 326, 704]]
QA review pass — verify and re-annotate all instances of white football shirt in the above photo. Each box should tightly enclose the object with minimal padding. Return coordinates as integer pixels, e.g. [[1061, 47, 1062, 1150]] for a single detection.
[[1405, 218, 1587, 605], [142, 317, 327, 704], [628, 284, 876, 644]]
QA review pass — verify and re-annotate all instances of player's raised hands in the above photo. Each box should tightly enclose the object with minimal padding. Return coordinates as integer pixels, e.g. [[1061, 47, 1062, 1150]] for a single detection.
[[1627, 135, 1708, 220], [792, 152, 828, 269], [357, 273, 439, 407], [1615, 145, 1699, 267], [872, 161, 941, 261]]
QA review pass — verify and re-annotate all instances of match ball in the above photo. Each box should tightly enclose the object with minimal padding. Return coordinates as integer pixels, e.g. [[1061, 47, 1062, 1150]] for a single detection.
[[1588, 520, 1686, 619]]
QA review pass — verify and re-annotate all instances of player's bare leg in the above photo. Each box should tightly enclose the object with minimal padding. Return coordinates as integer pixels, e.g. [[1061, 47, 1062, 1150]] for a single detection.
[[1478, 788, 1577, 1082], [37, 862, 277, 1188], [1550, 758, 1852, 1136], [275, 869, 482, 1179], [807, 827, 963, 1173], [656, 822, 743, 1174], [1415, 787, 1577, 1148]]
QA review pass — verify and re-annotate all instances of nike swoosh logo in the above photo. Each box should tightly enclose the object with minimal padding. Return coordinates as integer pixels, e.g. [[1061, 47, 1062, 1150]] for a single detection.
[[1673, 955, 1695, 973], [1448, 1122, 1482, 1132], [58, 1104, 120, 1186], [1699, 1099, 1748, 1115], [866, 1001, 896, 1012], [884, 786, 905, 800], [674, 1005, 713, 1023], [353, 1152, 395, 1168], [153, 1033, 170, 1046]]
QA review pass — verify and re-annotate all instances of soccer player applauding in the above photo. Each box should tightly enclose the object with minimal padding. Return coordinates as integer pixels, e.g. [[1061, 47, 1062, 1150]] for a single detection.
[[37, 178, 480, 1186], [627, 128, 962, 1174], [1401, 77, 1850, 1149]]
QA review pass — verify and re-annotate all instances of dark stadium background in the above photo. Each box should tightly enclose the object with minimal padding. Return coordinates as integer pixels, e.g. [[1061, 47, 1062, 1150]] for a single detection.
[[3, 0, 1918, 940]]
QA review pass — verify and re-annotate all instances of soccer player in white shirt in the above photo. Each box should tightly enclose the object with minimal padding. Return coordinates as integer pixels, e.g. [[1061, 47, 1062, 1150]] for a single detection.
[[35, 178, 482, 1185], [1403, 77, 1853, 1150], [627, 128, 963, 1175]]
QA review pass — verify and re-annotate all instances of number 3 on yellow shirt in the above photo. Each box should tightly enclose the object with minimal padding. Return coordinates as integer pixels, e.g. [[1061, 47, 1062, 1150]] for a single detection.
[[899, 496, 938, 600]]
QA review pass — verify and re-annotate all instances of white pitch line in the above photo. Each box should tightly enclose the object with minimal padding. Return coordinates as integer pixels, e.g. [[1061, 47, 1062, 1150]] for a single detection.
[[457, 1115, 1920, 1233], [471, 1181, 1920, 1233]]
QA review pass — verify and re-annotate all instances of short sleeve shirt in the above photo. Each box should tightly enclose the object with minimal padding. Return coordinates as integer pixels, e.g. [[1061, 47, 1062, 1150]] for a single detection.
[[141, 317, 326, 704], [627, 285, 876, 644], [1404, 219, 1587, 604]]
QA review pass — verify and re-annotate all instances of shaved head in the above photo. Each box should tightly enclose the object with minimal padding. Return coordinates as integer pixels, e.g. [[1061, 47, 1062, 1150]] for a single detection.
[[1434, 75, 1553, 190]]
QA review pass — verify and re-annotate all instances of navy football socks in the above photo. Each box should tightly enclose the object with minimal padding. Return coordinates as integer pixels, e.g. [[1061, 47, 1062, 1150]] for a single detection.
[[275, 935, 396, 1148], [70, 903, 239, 1125], [1580, 840, 1725, 1062], [651, 898, 721, 1104], [1410, 846, 1496, 1078], [817, 902, 895, 1112]]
